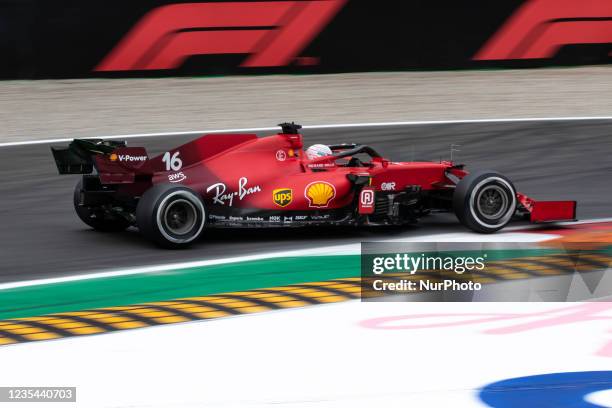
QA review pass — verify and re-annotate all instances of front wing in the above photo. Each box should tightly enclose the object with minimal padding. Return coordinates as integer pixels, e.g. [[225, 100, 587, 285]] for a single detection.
[[517, 193, 577, 223]]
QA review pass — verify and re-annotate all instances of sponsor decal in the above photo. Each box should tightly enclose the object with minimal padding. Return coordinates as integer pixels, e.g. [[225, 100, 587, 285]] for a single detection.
[[359, 187, 375, 214], [284, 216, 293, 223], [168, 172, 186, 183], [275, 150, 287, 161], [474, 0, 612, 60], [246, 216, 264, 221], [305, 181, 336, 208], [269, 215, 282, 222], [229, 216, 244, 221], [295, 215, 308, 220], [381, 182, 396, 191], [361, 189, 374, 207], [114, 154, 147, 162], [206, 177, 262, 206], [208, 214, 226, 221], [95, 1, 347, 72], [307, 162, 335, 169], [311, 214, 331, 220], [273, 188, 293, 207]]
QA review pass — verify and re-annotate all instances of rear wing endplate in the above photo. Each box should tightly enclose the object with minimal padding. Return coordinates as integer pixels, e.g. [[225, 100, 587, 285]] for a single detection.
[[51, 139, 126, 174]]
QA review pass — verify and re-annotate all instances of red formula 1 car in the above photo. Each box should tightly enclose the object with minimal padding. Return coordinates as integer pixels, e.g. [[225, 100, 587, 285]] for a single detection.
[[51, 123, 576, 248]]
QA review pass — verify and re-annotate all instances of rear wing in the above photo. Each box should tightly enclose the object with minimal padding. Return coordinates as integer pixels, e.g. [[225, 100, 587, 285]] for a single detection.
[[51, 139, 152, 183], [51, 139, 127, 174]]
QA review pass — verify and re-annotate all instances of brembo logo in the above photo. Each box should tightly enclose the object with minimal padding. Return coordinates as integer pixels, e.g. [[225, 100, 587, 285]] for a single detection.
[[95, 1, 347, 71], [475, 0, 612, 60]]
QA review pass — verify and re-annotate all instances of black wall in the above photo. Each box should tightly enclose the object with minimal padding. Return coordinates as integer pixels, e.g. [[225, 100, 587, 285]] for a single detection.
[[1, 0, 612, 79]]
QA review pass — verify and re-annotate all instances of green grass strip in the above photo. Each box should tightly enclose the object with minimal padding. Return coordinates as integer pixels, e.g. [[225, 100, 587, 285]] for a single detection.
[[0, 256, 359, 320]]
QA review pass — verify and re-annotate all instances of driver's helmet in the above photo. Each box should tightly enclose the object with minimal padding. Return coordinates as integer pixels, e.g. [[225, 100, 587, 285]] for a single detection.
[[305, 144, 332, 160]]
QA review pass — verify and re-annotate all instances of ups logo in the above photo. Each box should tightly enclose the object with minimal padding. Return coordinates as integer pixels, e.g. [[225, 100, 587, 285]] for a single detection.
[[273, 188, 293, 207]]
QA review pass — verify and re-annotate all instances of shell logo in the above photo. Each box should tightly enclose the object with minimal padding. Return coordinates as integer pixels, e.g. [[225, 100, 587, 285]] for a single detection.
[[109, 153, 118, 162], [304, 181, 336, 208]]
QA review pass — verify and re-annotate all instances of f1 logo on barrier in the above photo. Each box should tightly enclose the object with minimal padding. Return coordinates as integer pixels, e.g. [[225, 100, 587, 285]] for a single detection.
[[359, 188, 375, 215], [475, 0, 612, 60], [95, 1, 347, 71]]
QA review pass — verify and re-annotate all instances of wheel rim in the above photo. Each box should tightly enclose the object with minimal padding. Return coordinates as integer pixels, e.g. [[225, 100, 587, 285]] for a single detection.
[[468, 176, 516, 230], [476, 185, 509, 220], [162, 199, 197, 236]]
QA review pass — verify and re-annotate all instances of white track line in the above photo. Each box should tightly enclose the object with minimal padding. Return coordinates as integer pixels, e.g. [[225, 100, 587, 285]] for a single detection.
[[1, 217, 611, 291], [0, 244, 355, 291], [2, 116, 612, 148]]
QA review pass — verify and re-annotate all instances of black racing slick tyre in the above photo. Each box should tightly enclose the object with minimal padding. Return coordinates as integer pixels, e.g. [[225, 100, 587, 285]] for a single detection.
[[73, 179, 130, 232], [453, 170, 517, 234], [136, 184, 206, 248]]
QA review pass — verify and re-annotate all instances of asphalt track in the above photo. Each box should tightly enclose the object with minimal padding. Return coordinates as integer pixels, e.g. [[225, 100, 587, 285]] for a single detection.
[[1, 120, 611, 282]]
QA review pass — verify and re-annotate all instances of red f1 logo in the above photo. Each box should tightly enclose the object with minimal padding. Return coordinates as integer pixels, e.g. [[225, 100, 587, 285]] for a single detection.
[[359, 188, 375, 215], [96, 1, 346, 71], [475, 0, 612, 60]]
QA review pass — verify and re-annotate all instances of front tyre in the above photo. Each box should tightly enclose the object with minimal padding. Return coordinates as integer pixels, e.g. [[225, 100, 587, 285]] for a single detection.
[[453, 170, 517, 233], [136, 184, 206, 248]]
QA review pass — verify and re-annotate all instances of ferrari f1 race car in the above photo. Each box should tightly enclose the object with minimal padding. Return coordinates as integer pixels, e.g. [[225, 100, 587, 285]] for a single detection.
[[51, 123, 576, 248]]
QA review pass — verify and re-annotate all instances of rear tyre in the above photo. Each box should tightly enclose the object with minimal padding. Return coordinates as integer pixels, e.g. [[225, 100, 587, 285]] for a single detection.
[[136, 184, 206, 248], [73, 179, 130, 232], [453, 170, 517, 233]]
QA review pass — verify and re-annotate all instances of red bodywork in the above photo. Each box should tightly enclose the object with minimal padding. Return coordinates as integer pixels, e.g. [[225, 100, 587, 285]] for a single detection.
[[517, 194, 577, 223], [84, 129, 575, 227]]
